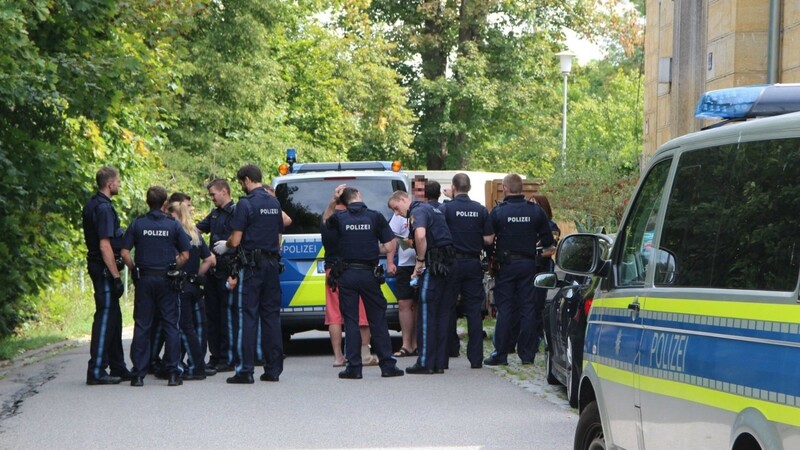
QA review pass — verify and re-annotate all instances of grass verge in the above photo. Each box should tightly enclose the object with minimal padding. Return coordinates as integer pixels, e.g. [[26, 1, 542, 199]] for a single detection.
[[0, 269, 134, 361]]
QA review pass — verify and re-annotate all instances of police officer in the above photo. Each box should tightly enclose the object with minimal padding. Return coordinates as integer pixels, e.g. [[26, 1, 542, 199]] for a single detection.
[[440, 173, 494, 369], [324, 187, 404, 379], [82, 166, 131, 385], [484, 174, 554, 366], [388, 190, 456, 374], [216, 165, 284, 384], [196, 179, 237, 372], [167, 201, 217, 380], [121, 186, 191, 386]]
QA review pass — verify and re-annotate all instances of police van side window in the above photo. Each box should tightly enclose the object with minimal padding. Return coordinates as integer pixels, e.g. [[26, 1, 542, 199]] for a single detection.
[[616, 159, 671, 287], [658, 138, 800, 291]]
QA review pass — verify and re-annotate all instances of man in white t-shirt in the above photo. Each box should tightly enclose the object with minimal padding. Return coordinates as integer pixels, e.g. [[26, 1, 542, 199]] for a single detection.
[[386, 213, 418, 357]]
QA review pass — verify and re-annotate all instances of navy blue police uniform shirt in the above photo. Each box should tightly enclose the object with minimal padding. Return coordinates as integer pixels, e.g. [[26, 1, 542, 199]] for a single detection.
[[325, 202, 393, 264], [229, 187, 284, 253], [409, 201, 453, 249], [122, 210, 192, 270], [83, 193, 125, 261], [490, 195, 554, 257], [320, 217, 342, 268], [441, 194, 493, 256], [197, 200, 235, 243], [183, 235, 212, 275]]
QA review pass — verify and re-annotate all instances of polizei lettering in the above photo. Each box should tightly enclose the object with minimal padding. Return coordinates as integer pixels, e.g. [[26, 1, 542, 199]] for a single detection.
[[260, 208, 280, 215], [456, 211, 479, 217], [345, 224, 372, 231], [143, 230, 169, 237], [649, 332, 689, 372], [507, 216, 531, 223]]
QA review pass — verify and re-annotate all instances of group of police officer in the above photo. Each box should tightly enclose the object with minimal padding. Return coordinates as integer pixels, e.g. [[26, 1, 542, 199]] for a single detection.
[[83, 165, 554, 386], [83, 164, 285, 386]]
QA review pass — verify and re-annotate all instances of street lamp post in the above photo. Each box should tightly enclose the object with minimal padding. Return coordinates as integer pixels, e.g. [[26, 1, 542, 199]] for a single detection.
[[556, 51, 574, 174]]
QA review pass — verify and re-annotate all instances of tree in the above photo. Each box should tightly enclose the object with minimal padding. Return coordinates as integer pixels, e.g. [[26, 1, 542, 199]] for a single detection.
[[368, 0, 592, 170]]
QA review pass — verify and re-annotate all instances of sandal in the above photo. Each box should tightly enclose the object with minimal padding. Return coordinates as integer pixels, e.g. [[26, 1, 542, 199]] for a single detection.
[[363, 355, 379, 366], [393, 347, 416, 357]]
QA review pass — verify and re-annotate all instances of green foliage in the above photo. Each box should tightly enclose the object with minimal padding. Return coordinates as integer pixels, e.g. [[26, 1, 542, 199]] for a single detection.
[[0, 0, 645, 340], [544, 64, 644, 233]]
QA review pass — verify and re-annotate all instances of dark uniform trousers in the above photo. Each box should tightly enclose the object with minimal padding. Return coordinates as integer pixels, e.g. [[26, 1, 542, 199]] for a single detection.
[[179, 284, 207, 375], [87, 261, 127, 379], [130, 275, 181, 377], [416, 264, 458, 371], [338, 267, 396, 375], [448, 258, 485, 367], [205, 275, 235, 366], [233, 257, 283, 377], [492, 258, 538, 363]]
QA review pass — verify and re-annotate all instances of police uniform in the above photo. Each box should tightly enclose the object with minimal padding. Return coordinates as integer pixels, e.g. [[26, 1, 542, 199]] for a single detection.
[[441, 194, 493, 368], [325, 201, 402, 378], [197, 200, 236, 369], [179, 236, 212, 378], [123, 210, 191, 381], [486, 195, 554, 365], [82, 192, 130, 382], [229, 187, 284, 380], [407, 201, 456, 373]]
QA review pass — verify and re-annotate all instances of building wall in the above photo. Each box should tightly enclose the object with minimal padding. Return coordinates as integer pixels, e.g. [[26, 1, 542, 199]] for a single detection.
[[643, 0, 800, 165]]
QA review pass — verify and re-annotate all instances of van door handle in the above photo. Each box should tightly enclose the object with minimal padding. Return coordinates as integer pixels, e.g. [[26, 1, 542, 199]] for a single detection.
[[628, 301, 640, 312]]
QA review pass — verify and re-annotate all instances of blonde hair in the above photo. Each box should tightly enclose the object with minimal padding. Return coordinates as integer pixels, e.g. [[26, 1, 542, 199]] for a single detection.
[[168, 201, 200, 245]]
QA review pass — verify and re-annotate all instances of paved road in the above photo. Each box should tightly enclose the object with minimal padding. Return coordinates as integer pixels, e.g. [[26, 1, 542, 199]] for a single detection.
[[0, 331, 577, 449]]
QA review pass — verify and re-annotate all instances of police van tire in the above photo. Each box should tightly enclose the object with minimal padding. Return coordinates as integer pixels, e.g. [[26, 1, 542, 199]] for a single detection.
[[574, 401, 605, 450]]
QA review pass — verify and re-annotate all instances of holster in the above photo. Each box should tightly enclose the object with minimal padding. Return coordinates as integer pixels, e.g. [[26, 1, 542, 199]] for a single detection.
[[166, 269, 186, 292], [212, 255, 236, 279], [373, 264, 386, 284], [327, 260, 344, 292], [428, 246, 455, 277], [102, 256, 126, 280]]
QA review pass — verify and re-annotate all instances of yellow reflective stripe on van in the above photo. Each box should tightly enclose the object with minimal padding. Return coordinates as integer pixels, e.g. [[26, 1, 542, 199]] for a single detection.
[[287, 247, 326, 307], [644, 297, 800, 323], [591, 362, 800, 427], [591, 297, 637, 310]]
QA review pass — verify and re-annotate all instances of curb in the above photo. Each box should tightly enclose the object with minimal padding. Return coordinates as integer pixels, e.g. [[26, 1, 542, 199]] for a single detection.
[[0, 338, 84, 380]]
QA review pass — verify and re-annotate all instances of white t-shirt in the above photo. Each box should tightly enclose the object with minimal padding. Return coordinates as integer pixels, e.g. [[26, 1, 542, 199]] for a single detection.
[[389, 214, 417, 267]]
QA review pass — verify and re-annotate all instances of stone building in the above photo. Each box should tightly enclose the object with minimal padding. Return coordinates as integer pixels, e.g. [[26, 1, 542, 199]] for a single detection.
[[643, 0, 800, 164]]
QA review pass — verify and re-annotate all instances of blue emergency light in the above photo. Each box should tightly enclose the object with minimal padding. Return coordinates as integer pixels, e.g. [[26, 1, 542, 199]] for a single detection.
[[695, 84, 800, 120]]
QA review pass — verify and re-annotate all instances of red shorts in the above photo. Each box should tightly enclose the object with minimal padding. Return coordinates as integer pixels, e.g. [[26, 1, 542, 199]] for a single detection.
[[324, 268, 368, 326]]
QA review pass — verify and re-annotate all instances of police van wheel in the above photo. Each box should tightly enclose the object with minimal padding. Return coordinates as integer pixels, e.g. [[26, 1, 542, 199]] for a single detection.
[[574, 401, 605, 450]]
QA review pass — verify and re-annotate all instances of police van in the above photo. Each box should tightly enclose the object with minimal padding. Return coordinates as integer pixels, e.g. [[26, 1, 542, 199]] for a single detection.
[[271, 150, 409, 338], [540, 84, 800, 449]]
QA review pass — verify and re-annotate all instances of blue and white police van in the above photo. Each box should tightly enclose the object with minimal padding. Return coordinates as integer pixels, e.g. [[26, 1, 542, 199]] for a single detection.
[[271, 150, 409, 338], [541, 84, 800, 449]]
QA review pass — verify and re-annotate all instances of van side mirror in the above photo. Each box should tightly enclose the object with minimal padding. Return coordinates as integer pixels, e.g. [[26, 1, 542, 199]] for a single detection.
[[534, 272, 559, 289], [557, 234, 613, 276]]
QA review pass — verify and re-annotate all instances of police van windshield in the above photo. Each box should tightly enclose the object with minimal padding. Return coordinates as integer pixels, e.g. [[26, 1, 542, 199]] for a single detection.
[[275, 178, 407, 234]]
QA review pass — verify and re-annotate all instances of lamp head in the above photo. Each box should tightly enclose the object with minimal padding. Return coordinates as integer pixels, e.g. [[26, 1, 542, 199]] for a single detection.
[[556, 51, 575, 75]]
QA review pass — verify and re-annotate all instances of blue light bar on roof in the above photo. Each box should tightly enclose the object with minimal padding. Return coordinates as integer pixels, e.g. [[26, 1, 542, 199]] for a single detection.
[[695, 85, 768, 120], [695, 84, 800, 120]]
